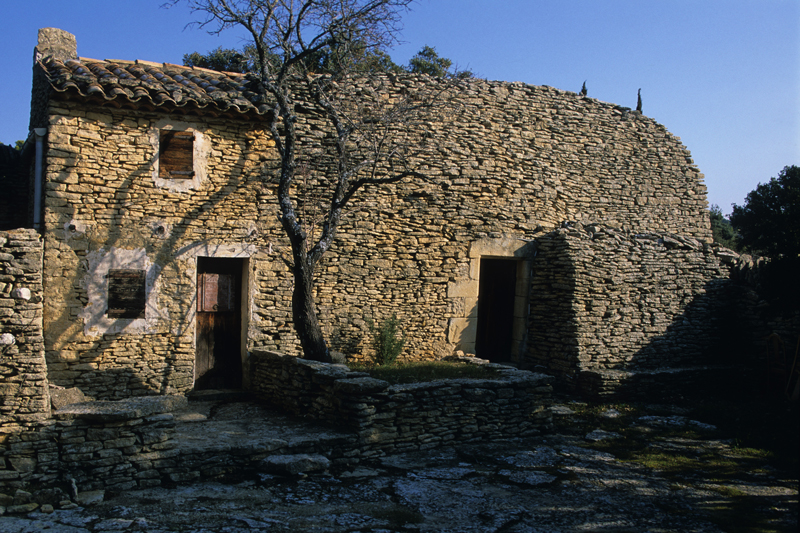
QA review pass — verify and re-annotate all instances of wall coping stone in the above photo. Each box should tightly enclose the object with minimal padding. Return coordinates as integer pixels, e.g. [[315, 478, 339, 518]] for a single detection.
[[53, 395, 187, 422], [333, 377, 389, 394]]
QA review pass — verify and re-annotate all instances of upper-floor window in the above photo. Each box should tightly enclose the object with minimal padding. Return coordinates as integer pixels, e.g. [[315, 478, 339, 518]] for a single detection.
[[150, 120, 209, 192], [159, 130, 194, 179]]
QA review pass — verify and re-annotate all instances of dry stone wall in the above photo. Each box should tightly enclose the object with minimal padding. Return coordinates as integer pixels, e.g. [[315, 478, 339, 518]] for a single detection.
[[0, 229, 49, 434], [250, 350, 553, 454], [301, 79, 712, 361], [41, 103, 281, 397], [527, 223, 731, 395], [0, 396, 183, 500], [38, 74, 712, 397]]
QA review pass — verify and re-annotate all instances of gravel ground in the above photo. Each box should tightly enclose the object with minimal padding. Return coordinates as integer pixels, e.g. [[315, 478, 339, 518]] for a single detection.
[[1, 401, 796, 532]]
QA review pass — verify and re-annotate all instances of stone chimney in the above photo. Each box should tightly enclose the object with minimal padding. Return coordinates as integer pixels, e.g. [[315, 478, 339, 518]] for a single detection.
[[33, 27, 77, 63], [29, 28, 77, 132]]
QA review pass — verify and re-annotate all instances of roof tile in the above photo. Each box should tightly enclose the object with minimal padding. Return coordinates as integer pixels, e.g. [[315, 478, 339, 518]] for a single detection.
[[39, 57, 268, 119]]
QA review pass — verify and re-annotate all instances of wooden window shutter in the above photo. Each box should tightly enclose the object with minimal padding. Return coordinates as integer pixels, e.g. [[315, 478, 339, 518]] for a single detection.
[[159, 130, 194, 179], [107, 269, 146, 319], [197, 273, 235, 312]]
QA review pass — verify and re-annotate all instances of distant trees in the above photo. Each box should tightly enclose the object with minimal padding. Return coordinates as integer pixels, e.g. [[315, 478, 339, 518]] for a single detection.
[[184, 43, 471, 78], [729, 165, 800, 308], [730, 165, 799, 259], [709, 204, 739, 251], [406, 45, 472, 78], [184, 46, 257, 73]]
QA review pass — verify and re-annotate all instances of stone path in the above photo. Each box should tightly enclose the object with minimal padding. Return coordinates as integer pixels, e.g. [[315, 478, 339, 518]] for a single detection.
[[174, 399, 355, 456], [0, 399, 796, 532]]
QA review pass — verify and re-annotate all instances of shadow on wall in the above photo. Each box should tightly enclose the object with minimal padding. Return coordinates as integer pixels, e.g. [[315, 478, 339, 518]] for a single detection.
[[43, 124, 268, 400], [574, 277, 741, 401], [523, 224, 740, 399]]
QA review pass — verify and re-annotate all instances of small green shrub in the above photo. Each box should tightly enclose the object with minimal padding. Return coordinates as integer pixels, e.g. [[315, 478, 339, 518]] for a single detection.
[[367, 314, 405, 366]]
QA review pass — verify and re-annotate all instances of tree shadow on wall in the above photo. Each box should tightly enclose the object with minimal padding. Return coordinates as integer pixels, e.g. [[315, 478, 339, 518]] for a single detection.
[[329, 323, 364, 360], [44, 125, 276, 399]]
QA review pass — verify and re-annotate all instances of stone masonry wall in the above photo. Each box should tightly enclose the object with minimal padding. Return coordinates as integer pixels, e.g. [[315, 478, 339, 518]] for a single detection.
[[727, 255, 800, 348], [250, 351, 553, 455], [302, 79, 711, 361], [40, 74, 712, 397], [0, 396, 183, 505], [527, 223, 730, 393], [0, 229, 49, 436], [42, 105, 276, 398]]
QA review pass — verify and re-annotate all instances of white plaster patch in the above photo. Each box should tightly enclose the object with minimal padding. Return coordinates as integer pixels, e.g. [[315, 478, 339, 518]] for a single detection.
[[174, 242, 259, 261], [80, 247, 165, 337], [149, 118, 211, 192], [64, 219, 91, 240]]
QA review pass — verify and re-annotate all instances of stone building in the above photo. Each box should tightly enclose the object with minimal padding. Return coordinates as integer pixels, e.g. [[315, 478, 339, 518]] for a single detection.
[[8, 27, 728, 400]]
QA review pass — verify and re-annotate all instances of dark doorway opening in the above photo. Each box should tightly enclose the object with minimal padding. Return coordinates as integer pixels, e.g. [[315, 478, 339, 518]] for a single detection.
[[475, 258, 517, 363], [195, 257, 244, 390]]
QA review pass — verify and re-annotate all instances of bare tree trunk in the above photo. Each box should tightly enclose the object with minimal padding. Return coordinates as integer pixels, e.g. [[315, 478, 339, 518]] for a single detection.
[[187, 0, 442, 364], [290, 254, 331, 363]]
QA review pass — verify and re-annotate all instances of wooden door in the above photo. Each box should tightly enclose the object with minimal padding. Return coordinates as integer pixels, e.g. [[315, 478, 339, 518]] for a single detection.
[[475, 258, 517, 363], [195, 258, 243, 390]]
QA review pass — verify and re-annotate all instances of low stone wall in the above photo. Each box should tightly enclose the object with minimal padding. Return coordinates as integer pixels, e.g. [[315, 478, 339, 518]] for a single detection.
[[527, 224, 731, 396], [250, 351, 554, 454], [0, 396, 184, 504], [727, 254, 800, 350], [0, 229, 48, 434], [576, 365, 743, 400]]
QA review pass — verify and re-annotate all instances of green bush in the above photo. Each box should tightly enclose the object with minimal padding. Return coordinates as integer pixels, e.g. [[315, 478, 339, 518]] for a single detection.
[[368, 314, 405, 366]]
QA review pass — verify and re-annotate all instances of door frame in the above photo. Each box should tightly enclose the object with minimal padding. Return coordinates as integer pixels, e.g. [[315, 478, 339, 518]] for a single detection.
[[446, 237, 535, 364], [193, 254, 250, 390]]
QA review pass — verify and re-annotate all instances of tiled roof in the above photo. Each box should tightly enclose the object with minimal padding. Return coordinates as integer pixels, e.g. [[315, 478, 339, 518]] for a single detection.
[[39, 57, 271, 119]]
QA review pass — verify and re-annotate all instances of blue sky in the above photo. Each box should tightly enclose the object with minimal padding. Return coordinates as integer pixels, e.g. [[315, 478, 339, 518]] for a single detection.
[[0, 0, 797, 213]]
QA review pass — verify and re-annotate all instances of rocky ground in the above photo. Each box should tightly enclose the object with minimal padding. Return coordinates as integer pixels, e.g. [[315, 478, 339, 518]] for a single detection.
[[1, 399, 796, 532]]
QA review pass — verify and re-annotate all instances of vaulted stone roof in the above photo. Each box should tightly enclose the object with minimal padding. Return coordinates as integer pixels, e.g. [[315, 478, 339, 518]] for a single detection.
[[38, 56, 270, 119]]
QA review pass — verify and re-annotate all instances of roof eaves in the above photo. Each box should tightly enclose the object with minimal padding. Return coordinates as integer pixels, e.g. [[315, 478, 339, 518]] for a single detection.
[[40, 56, 270, 121]]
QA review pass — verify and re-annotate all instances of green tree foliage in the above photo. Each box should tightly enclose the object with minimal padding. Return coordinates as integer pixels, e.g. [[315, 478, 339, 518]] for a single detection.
[[304, 42, 404, 75], [709, 204, 739, 250], [184, 42, 403, 75], [730, 165, 800, 258], [184, 43, 470, 78], [730, 165, 800, 309], [407, 45, 472, 78], [183, 46, 258, 73]]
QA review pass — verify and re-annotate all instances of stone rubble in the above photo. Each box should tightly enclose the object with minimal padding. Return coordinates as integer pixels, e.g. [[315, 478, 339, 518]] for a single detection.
[[0, 399, 794, 532]]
